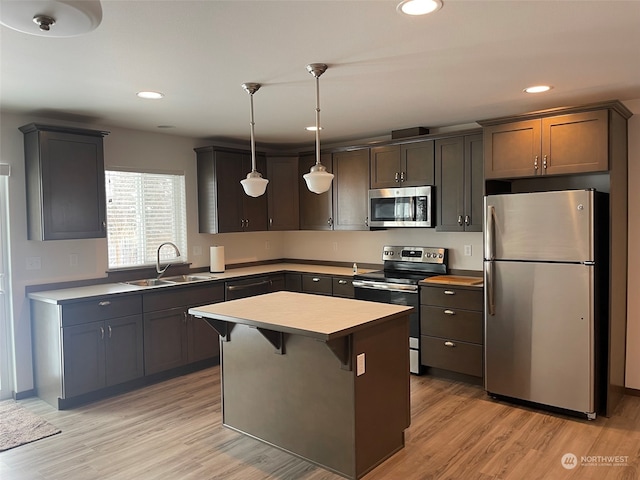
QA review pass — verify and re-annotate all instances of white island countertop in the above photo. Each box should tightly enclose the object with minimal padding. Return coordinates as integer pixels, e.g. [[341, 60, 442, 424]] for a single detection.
[[189, 291, 413, 341]]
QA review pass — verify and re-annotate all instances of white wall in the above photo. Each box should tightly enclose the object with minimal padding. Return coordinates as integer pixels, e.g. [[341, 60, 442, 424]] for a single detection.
[[625, 99, 640, 389]]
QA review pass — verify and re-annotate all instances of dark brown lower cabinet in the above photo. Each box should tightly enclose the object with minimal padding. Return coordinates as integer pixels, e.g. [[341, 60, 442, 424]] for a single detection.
[[420, 284, 483, 380]]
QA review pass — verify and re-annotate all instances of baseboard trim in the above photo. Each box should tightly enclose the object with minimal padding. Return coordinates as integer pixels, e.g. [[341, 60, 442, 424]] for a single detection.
[[13, 389, 36, 400], [625, 387, 640, 397]]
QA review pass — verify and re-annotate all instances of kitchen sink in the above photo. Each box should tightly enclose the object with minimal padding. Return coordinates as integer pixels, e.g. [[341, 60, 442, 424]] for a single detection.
[[124, 278, 174, 287], [123, 274, 216, 288]]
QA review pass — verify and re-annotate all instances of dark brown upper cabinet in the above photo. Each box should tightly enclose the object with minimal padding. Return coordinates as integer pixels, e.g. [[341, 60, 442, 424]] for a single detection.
[[196, 147, 268, 233], [20, 123, 109, 240], [332, 149, 370, 230], [483, 109, 610, 180], [266, 156, 299, 231], [435, 133, 483, 232], [370, 141, 435, 189], [299, 153, 334, 230]]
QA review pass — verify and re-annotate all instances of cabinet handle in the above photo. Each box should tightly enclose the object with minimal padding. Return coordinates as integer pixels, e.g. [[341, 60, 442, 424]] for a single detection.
[[444, 309, 456, 315], [444, 341, 456, 348], [464, 215, 470, 226], [269, 218, 273, 226], [240, 219, 245, 228], [101, 220, 106, 231], [327, 217, 333, 226], [312, 277, 321, 282], [365, 217, 369, 227], [543, 155, 548, 169], [338, 279, 348, 285], [98, 301, 111, 307], [108, 325, 112, 338], [100, 327, 105, 340], [444, 290, 455, 295], [183, 311, 188, 324], [457, 215, 463, 226], [534, 155, 539, 170], [395, 172, 400, 182], [400, 171, 405, 182], [245, 219, 249, 228]]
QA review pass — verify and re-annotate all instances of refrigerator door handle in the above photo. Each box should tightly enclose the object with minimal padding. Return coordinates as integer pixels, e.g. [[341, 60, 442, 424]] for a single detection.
[[485, 260, 495, 316], [485, 205, 496, 261]]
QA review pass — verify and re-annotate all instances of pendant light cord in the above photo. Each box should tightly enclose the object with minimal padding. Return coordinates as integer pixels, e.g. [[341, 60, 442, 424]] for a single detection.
[[314, 75, 321, 166], [249, 92, 257, 172]]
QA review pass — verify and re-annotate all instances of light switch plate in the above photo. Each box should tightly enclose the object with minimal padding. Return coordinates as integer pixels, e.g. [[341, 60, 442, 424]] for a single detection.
[[356, 353, 365, 376]]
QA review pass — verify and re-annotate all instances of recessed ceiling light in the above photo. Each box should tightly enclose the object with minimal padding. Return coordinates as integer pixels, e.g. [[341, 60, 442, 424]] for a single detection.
[[136, 91, 164, 100], [397, 0, 443, 16], [524, 85, 552, 94]]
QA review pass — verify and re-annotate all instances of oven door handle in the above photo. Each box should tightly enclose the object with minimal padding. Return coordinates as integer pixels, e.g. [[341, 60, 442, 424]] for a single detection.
[[352, 280, 418, 293]]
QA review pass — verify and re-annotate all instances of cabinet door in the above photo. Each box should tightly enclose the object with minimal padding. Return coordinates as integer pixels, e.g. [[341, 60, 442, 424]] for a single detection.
[[299, 153, 333, 230], [542, 110, 608, 175], [435, 137, 465, 232], [370, 145, 401, 188], [196, 148, 217, 234], [464, 134, 484, 232], [267, 156, 299, 230], [31, 130, 106, 240], [105, 314, 144, 386], [215, 151, 245, 233], [62, 321, 106, 398], [333, 149, 370, 230], [484, 119, 541, 179], [144, 307, 188, 374], [188, 316, 220, 363], [401, 140, 435, 187]]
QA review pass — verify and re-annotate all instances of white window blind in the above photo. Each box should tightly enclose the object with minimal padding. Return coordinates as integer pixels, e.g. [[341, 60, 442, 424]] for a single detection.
[[105, 170, 187, 269]]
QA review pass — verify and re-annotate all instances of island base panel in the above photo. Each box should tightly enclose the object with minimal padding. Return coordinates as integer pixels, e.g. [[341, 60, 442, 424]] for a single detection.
[[220, 316, 410, 479]]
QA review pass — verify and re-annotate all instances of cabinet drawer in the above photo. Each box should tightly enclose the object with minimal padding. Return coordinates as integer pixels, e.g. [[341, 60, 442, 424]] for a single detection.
[[144, 283, 224, 311], [420, 306, 483, 344], [420, 285, 483, 310], [301, 275, 332, 296], [332, 277, 354, 298], [62, 295, 142, 327], [421, 335, 483, 377]]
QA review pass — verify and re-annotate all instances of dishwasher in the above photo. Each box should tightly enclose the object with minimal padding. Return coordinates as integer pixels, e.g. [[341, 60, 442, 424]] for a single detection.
[[225, 275, 281, 300]]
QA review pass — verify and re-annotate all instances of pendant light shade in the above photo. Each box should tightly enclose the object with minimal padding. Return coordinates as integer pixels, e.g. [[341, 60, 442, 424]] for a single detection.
[[240, 82, 269, 197], [304, 63, 334, 195]]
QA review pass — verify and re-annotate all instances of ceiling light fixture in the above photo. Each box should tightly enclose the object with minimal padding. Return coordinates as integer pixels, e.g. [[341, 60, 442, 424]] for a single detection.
[[137, 91, 164, 100], [240, 82, 269, 198], [524, 85, 552, 94], [303, 63, 334, 195], [0, 0, 102, 37], [397, 0, 443, 16]]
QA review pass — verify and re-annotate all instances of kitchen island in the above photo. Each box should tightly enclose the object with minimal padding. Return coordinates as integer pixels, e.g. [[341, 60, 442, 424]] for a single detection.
[[189, 291, 413, 480]]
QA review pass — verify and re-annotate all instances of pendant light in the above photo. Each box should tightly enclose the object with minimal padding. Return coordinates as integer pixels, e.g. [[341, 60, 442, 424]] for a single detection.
[[240, 82, 269, 197], [303, 63, 334, 194]]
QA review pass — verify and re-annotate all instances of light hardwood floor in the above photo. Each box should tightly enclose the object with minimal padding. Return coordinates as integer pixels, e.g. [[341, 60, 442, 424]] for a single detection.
[[1, 366, 639, 480]]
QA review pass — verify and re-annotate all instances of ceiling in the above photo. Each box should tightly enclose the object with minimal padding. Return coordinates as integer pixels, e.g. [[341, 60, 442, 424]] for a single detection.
[[1, 0, 639, 149]]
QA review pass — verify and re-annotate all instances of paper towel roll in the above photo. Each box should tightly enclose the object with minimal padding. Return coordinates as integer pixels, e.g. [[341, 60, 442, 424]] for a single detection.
[[210, 246, 225, 273]]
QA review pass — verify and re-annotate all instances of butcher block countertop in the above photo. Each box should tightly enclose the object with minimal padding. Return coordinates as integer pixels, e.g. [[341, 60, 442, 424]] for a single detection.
[[189, 291, 413, 341], [421, 275, 483, 287]]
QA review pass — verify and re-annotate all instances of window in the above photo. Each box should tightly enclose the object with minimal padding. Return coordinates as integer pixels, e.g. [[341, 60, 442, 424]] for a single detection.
[[105, 170, 187, 269]]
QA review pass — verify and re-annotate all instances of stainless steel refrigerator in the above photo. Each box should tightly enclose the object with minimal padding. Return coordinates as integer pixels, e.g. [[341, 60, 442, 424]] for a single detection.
[[484, 189, 607, 419]]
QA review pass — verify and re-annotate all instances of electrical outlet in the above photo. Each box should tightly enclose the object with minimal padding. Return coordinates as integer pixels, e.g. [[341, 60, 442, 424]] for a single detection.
[[69, 253, 78, 267], [464, 245, 472, 256], [26, 256, 41, 270]]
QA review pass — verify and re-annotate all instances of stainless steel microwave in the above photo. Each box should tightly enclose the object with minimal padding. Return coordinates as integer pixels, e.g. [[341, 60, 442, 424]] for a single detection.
[[368, 186, 433, 228]]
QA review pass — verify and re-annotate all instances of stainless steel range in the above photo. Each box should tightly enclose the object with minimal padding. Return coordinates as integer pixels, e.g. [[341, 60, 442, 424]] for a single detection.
[[353, 245, 447, 374]]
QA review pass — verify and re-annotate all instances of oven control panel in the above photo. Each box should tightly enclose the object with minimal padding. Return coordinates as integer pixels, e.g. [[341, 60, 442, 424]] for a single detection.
[[382, 245, 446, 264]]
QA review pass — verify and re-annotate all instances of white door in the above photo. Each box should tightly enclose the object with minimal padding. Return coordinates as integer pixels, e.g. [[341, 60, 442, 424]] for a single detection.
[[0, 168, 11, 400]]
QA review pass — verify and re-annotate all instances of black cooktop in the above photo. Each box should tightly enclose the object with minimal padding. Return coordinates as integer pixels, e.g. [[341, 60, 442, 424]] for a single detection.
[[354, 269, 444, 285]]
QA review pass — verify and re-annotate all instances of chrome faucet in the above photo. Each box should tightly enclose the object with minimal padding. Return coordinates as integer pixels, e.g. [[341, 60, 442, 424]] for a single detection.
[[156, 242, 181, 278]]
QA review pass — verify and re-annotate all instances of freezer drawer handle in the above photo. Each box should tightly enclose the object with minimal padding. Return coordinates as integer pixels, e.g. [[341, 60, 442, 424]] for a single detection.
[[444, 290, 455, 295], [444, 309, 456, 315], [444, 341, 456, 348]]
